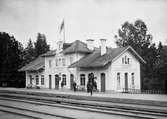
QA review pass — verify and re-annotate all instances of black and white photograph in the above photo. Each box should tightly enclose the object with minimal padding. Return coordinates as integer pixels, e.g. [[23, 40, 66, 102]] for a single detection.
[[0, 0, 167, 118]]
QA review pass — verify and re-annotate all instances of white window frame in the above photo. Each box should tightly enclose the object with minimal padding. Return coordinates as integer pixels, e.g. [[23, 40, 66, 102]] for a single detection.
[[59, 58, 61, 66], [41, 75, 44, 85], [62, 74, 66, 85], [36, 75, 39, 85], [122, 56, 130, 64], [80, 74, 85, 86], [117, 73, 121, 89], [131, 73, 135, 88], [62, 58, 66, 66]]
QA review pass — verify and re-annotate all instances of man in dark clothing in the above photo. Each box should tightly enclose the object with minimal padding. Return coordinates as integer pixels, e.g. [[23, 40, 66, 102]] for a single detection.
[[73, 81, 77, 92], [89, 81, 93, 96], [87, 73, 94, 96], [61, 81, 64, 88]]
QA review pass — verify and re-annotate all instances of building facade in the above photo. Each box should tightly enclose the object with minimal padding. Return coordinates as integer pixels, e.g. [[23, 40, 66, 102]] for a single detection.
[[19, 39, 145, 92]]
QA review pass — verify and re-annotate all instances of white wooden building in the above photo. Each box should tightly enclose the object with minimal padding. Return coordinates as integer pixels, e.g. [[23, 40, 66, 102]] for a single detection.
[[19, 39, 145, 92]]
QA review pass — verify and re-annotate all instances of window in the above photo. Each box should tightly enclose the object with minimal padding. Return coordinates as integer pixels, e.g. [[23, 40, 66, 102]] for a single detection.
[[122, 58, 124, 64], [70, 56, 73, 64], [55, 59, 58, 66], [125, 56, 127, 64], [36, 75, 39, 85], [62, 74, 66, 85], [80, 74, 85, 86], [131, 73, 134, 86], [29, 75, 32, 84], [122, 56, 130, 64], [41, 75, 44, 85], [59, 58, 61, 66], [59, 44, 61, 50], [127, 58, 130, 64], [49, 60, 52, 67], [117, 73, 120, 87], [62, 58, 66, 66]]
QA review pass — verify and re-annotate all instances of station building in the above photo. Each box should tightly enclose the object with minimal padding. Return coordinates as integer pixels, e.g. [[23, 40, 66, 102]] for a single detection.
[[19, 39, 145, 92]]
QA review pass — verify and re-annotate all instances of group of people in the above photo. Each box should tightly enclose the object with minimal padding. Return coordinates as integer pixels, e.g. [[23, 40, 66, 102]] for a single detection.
[[72, 73, 97, 96]]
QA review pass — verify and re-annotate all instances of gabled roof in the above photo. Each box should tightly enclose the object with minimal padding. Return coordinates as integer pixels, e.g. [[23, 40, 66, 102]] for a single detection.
[[19, 56, 44, 71], [62, 40, 92, 54], [41, 41, 90, 57], [69, 46, 146, 68], [41, 50, 56, 57], [63, 43, 72, 50]]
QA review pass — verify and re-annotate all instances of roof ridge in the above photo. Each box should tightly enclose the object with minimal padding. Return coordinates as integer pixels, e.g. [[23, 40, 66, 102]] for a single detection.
[[62, 40, 91, 54]]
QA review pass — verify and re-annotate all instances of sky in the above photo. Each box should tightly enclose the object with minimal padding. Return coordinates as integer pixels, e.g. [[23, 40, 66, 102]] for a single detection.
[[0, 0, 167, 49]]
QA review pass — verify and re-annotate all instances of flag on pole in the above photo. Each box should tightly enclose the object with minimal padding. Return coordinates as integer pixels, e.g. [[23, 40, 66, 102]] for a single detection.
[[60, 19, 64, 34]]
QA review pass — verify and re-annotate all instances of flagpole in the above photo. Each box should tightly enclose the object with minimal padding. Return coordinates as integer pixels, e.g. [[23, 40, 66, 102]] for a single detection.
[[63, 19, 65, 43]]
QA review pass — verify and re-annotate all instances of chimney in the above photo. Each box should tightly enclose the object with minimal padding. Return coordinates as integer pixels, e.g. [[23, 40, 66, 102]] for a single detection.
[[100, 39, 107, 56], [86, 39, 94, 50]]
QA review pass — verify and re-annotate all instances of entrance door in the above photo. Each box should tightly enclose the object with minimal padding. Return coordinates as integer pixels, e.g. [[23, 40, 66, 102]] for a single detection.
[[55, 75, 59, 89], [125, 73, 128, 92], [29, 75, 32, 85], [101, 73, 106, 92], [49, 75, 52, 89], [70, 74, 74, 90]]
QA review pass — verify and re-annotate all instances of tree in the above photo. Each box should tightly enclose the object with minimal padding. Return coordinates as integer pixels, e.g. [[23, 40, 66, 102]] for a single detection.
[[115, 20, 153, 55], [0, 32, 25, 87], [34, 33, 50, 57], [115, 19, 159, 90], [23, 39, 35, 64], [154, 42, 167, 93]]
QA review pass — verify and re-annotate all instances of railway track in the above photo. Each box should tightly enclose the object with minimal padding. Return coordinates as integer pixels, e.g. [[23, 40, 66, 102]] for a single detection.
[[0, 92, 167, 119], [0, 105, 72, 119]]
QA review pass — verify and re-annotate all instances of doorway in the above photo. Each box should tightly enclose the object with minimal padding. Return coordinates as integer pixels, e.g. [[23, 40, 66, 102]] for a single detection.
[[55, 75, 59, 89], [49, 75, 52, 89], [124, 73, 128, 92], [29, 75, 32, 85], [101, 73, 106, 92], [70, 74, 74, 90]]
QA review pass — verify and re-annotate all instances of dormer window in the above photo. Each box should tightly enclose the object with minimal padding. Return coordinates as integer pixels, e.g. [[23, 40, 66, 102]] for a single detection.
[[62, 58, 66, 66], [59, 58, 61, 66], [59, 44, 61, 50]]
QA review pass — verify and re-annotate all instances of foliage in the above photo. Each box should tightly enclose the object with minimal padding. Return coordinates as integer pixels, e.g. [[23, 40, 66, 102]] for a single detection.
[[34, 33, 50, 57], [115, 19, 167, 92], [23, 33, 50, 65], [0, 32, 50, 88], [23, 39, 35, 65], [0, 32, 25, 87]]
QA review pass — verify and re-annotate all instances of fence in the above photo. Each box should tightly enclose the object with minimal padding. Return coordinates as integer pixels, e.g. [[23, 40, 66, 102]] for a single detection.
[[122, 88, 166, 94]]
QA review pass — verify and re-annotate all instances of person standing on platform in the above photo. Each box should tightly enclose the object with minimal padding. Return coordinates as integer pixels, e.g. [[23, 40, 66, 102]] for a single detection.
[[87, 73, 94, 96], [73, 81, 77, 92]]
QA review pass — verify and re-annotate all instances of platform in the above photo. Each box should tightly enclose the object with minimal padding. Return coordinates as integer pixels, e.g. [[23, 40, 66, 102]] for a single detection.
[[0, 87, 167, 102]]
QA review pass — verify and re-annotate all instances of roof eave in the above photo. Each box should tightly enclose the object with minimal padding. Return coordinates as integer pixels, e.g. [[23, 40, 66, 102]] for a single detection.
[[19, 67, 44, 72], [41, 54, 55, 57], [112, 46, 146, 64], [128, 46, 146, 64]]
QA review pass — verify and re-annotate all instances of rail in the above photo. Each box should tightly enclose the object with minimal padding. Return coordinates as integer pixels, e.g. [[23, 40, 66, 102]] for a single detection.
[[0, 92, 167, 119]]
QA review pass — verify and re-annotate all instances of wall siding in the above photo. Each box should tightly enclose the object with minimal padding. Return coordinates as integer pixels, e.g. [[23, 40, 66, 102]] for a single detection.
[[109, 50, 141, 92]]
